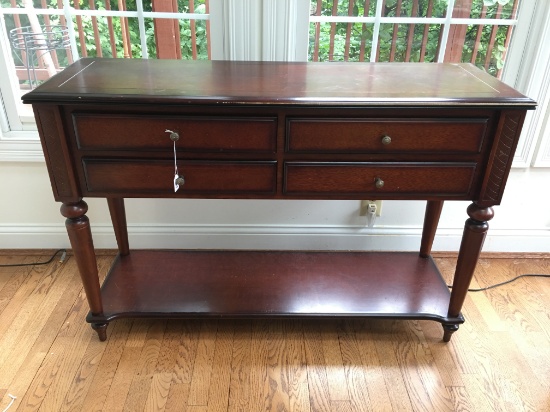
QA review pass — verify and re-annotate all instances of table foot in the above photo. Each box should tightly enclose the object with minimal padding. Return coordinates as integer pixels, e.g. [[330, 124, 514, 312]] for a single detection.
[[442, 324, 459, 342], [91, 323, 108, 341]]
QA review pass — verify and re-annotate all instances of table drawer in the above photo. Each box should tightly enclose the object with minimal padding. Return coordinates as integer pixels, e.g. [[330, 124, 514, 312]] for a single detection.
[[286, 118, 488, 154], [83, 159, 277, 195], [73, 114, 277, 153], [284, 162, 476, 196]]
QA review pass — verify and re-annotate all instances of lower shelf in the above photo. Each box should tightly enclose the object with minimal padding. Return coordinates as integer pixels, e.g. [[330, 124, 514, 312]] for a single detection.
[[88, 250, 462, 325]]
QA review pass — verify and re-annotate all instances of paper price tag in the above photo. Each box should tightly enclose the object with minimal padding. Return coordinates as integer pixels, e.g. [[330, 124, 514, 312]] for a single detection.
[[174, 174, 180, 192]]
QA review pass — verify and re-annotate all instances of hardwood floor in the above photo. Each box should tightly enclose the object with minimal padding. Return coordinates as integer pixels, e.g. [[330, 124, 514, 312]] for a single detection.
[[0, 251, 549, 412]]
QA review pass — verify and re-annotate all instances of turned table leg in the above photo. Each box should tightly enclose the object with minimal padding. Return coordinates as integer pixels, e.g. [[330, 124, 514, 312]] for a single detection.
[[420, 200, 444, 258], [107, 197, 129, 256], [444, 203, 494, 342], [61, 200, 107, 341]]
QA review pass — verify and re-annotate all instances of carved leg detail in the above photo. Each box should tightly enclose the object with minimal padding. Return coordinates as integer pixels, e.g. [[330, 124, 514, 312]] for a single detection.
[[446, 203, 494, 341], [443, 324, 459, 342], [107, 197, 129, 256], [61, 200, 105, 336], [420, 200, 444, 258], [91, 323, 108, 341]]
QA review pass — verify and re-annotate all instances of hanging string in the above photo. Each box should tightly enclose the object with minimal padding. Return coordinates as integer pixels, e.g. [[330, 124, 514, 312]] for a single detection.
[[166, 129, 181, 192], [174, 139, 179, 180]]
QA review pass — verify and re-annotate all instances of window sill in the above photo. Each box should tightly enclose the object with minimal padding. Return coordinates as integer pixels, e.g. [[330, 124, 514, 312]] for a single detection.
[[0, 131, 44, 162]]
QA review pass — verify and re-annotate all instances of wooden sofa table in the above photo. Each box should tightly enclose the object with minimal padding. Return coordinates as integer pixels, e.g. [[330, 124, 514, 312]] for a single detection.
[[23, 59, 535, 342]]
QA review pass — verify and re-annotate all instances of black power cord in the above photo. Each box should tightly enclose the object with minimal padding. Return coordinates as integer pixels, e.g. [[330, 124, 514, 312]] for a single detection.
[[0, 249, 67, 267], [448, 273, 550, 292]]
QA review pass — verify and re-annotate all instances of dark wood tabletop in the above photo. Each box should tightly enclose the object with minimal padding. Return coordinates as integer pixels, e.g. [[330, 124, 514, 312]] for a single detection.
[[23, 58, 535, 107]]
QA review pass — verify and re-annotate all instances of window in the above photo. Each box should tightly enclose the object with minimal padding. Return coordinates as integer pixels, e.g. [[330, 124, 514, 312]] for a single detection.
[[0, 0, 210, 159], [1, 0, 549, 166], [309, 0, 519, 77], [306, 0, 550, 167]]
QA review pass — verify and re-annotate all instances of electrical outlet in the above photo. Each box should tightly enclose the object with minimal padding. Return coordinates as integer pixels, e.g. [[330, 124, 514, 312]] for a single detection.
[[359, 200, 383, 216]]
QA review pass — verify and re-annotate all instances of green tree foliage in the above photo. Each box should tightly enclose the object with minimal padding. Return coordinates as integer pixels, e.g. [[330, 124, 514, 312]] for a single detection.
[[1, 0, 208, 63], [309, 0, 516, 76], [2, 0, 516, 78]]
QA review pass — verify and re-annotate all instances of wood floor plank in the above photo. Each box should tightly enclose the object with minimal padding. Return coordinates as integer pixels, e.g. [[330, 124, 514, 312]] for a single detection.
[[302, 322, 332, 412], [79, 320, 133, 412], [337, 321, 372, 412], [121, 320, 167, 412], [36, 325, 95, 411], [417, 321, 464, 388], [392, 324, 439, 412], [448, 386, 475, 412], [102, 346, 143, 412], [459, 330, 522, 411], [126, 319, 153, 348], [59, 333, 108, 411], [164, 383, 190, 412], [136, 321, 168, 377], [477, 261, 541, 334], [402, 321, 454, 412], [511, 331, 550, 386], [20, 348, 65, 411], [292, 382, 311, 412], [283, 320, 308, 412], [227, 321, 252, 412], [0, 262, 54, 364], [173, 321, 201, 385], [143, 372, 172, 412], [320, 321, 350, 402], [188, 321, 219, 406], [0, 257, 36, 315], [330, 400, 354, 412], [16, 257, 105, 411], [0, 269, 86, 411], [247, 321, 269, 412], [18, 292, 92, 411], [0, 261, 76, 391], [461, 373, 501, 412], [264, 321, 290, 412], [1, 253, 550, 412], [371, 321, 415, 412], [205, 323, 233, 412], [353, 320, 393, 412], [123, 376, 152, 412]]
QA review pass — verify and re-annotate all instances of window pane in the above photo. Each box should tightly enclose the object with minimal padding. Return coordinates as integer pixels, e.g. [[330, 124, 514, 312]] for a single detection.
[[448, 0, 520, 77], [309, 0, 521, 78], [309, 22, 374, 62], [453, 0, 519, 19], [377, 23, 442, 62], [0, 0, 210, 92]]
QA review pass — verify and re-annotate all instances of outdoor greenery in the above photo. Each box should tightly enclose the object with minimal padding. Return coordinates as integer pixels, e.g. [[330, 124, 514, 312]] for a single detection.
[[2, 0, 517, 82], [1, 0, 208, 63], [309, 0, 517, 76]]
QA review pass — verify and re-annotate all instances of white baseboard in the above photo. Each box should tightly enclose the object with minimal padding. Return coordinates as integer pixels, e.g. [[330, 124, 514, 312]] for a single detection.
[[0, 224, 549, 253]]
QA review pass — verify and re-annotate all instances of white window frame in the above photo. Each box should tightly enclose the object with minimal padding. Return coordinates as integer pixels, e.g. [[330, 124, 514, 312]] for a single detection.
[[0, 1, 209, 160], [507, 0, 550, 168], [1, 0, 549, 166]]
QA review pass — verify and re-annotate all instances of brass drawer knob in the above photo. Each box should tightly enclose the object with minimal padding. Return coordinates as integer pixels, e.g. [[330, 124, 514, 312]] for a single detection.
[[381, 135, 392, 145], [375, 178, 384, 189], [166, 129, 179, 141], [175, 176, 185, 186]]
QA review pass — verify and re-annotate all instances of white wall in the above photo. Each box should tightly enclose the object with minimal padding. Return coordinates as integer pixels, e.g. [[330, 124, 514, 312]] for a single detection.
[[1, 160, 548, 252], [1, 1, 549, 253]]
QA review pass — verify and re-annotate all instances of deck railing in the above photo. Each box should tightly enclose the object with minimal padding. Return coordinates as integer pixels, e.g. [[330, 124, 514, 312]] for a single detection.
[[309, 0, 520, 78], [1, 0, 209, 86], [1, 0, 520, 88]]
